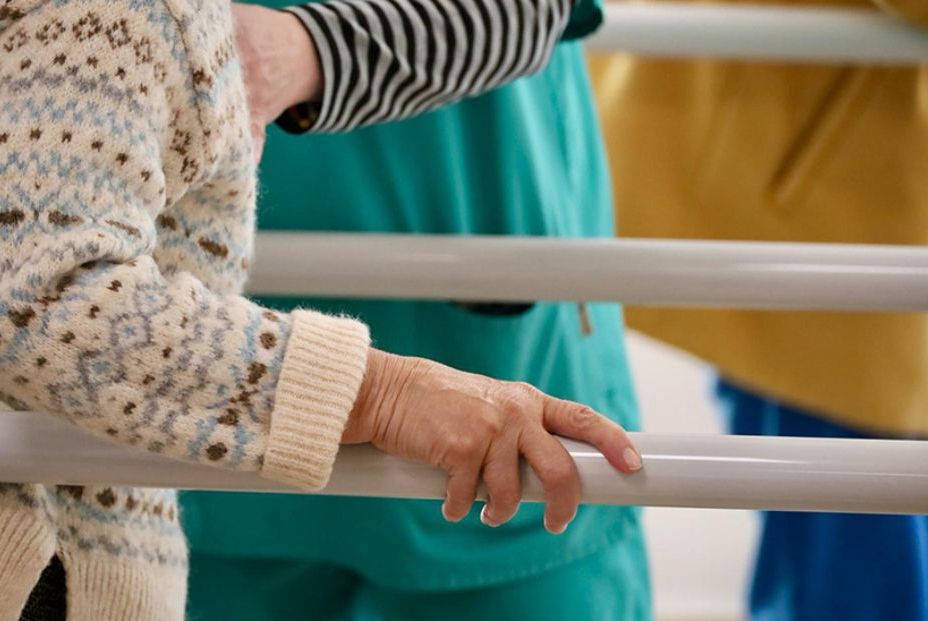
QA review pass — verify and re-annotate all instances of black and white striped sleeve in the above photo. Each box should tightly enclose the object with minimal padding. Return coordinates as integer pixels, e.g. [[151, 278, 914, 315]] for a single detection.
[[278, 0, 574, 133]]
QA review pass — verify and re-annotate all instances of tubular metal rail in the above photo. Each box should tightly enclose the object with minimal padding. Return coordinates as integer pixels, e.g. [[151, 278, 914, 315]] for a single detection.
[[4, 2, 928, 513], [248, 234, 928, 312], [588, 2, 928, 64], [4, 234, 928, 514], [2, 412, 927, 514]]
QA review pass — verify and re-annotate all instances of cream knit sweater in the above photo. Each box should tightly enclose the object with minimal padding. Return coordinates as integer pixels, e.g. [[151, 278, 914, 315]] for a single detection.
[[0, 0, 371, 617]]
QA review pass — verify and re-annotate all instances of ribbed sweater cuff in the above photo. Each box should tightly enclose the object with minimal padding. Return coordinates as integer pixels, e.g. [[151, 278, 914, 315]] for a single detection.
[[0, 504, 56, 619], [262, 310, 370, 489], [60, 557, 187, 621]]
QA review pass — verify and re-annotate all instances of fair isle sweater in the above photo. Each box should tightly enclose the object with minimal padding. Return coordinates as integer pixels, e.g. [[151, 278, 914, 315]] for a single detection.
[[0, 0, 373, 617], [0, 0, 575, 615]]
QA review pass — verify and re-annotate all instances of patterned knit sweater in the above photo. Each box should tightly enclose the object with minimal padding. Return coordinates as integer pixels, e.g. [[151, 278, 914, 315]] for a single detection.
[[0, 0, 373, 617], [0, 0, 580, 614]]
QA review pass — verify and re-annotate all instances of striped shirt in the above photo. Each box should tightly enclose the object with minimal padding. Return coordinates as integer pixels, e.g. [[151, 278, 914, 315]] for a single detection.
[[283, 0, 575, 132]]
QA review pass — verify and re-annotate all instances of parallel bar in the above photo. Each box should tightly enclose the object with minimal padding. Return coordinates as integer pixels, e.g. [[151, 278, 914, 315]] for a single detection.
[[248, 233, 928, 312], [3, 412, 927, 514], [587, 3, 928, 64]]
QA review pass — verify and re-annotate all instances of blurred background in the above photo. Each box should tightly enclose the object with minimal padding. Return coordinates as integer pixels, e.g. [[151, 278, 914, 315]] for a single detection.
[[629, 332, 755, 621]]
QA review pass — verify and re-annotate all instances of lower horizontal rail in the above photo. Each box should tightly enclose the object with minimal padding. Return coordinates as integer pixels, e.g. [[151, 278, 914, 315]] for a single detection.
[[587, 3, 928, 64], [248, 234, 928, 312], [3, 412, 927, 514]]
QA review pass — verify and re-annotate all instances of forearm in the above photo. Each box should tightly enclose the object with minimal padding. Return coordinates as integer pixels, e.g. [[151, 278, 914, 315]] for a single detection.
[[280, 0, 573, 132], [0, 254, 368, 489]]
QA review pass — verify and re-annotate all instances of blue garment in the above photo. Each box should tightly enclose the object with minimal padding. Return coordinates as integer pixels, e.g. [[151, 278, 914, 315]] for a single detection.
[[716, 378, 928, 621]]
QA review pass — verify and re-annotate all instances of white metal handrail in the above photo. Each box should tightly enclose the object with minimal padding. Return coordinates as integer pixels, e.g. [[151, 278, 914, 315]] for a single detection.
[[248, 233, 928, 312], [6, 234, 928, 513], [2, 412, 926, 514], [588, 2, 928, 64]]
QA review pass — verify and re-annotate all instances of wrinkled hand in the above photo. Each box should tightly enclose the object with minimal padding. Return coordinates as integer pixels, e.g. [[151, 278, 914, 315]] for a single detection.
[[232, 3, 322, 161], [344, 350, 643, 534]]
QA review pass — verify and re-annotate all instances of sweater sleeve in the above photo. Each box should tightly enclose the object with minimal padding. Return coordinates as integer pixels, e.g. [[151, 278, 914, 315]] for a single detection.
[[0, 0, 369, 490], [277, 0, 574, 133]]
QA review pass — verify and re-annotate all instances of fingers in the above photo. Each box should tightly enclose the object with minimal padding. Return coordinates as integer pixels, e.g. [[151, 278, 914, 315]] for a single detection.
[[543, 399, 642, 474], [442, 462, 481, 523], [480, 440, 521, 528], [423, 373, 640, 535], [520, 429, 581, 534]]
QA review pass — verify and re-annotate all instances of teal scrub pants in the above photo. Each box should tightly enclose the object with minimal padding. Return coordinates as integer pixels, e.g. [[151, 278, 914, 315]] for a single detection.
[[186, 536, 650, 621]]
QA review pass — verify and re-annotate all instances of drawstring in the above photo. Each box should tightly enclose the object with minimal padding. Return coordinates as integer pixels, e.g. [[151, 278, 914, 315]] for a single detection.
[[577, 303, 593, 336]]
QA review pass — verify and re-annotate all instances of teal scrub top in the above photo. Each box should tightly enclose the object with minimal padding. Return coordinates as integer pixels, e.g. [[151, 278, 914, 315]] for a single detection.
[[181, 2, 644, 590]]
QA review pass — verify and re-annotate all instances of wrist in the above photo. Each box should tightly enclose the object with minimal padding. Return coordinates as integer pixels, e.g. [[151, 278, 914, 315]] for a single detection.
[[278, 9, 322, 107], [344, 348, 390, 444]]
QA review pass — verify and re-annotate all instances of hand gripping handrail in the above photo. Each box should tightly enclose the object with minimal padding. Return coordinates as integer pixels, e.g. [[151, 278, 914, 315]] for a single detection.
[[587, 2, 928, 64], [5, 234, 928, 513], [1, 412, 927, 514]]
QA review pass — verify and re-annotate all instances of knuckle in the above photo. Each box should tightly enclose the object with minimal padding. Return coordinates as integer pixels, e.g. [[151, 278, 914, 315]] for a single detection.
[[543, 459, 577, 489], [445, 433, 483, 461], [499, 400, 526, 425], [511, 381, 541, 400], [499, 385, 542, 422], [478, 407, 505, 436], [566, 405, 600, 430]]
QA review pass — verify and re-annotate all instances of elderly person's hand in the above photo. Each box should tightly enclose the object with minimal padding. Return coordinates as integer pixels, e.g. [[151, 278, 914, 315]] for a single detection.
[[232, 2, 322, 160], [344, 349, 642, 534]]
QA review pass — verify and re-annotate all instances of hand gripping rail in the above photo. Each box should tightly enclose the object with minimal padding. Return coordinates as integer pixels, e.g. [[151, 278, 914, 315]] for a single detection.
[[588, 2, 928, 64], [2, 412, 927, 514], [4, 235, 928, 514]]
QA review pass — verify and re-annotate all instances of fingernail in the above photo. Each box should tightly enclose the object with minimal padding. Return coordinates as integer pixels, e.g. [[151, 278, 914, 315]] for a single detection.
[[544, 516, 567, 535], [480, 505, 500, 528], [441, 502, 454, 522], [623, 447, 642, 471]]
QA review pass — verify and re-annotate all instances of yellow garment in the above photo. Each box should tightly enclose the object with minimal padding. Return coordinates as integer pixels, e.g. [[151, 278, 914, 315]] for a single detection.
[[590, 0, 928, 436]]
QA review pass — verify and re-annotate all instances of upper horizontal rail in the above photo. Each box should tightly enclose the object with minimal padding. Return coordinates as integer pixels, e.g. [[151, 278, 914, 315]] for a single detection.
[[3, 411, 927, 514], [587, 3, 928, 64], [248, 233, 928, 312]]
